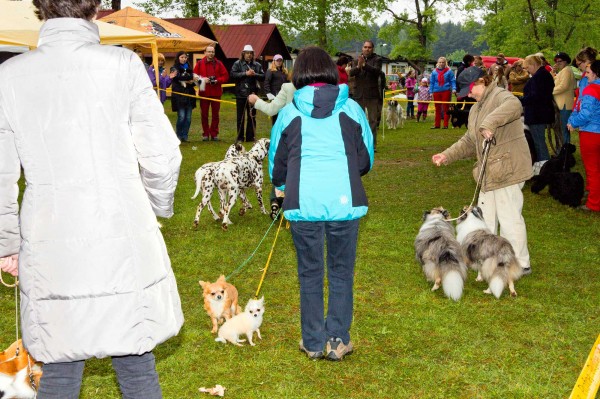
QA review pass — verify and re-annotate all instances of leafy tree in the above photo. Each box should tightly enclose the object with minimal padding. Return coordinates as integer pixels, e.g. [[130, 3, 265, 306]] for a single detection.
[[463, 0, 600, 57]]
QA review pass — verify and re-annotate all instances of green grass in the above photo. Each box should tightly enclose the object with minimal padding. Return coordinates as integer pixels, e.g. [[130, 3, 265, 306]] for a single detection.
[[1, 95, 599, 398]]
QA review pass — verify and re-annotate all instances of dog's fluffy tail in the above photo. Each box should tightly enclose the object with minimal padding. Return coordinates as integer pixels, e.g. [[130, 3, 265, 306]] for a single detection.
[[442, 270, 464, 301], [489, 276, 504, 299]]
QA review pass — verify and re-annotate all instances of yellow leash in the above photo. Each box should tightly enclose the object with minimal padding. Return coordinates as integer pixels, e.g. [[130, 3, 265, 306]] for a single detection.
[[254, 214, 285, 298]]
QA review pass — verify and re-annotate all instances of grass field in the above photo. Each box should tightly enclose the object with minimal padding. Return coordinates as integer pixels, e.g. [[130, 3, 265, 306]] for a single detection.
[[1, 94, 599, 398]]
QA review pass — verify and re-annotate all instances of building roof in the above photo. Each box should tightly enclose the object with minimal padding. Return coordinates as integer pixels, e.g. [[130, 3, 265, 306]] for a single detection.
[[164, 18, 226, 60], [212, 24, 291, 61], [97, 9, 116, 19]]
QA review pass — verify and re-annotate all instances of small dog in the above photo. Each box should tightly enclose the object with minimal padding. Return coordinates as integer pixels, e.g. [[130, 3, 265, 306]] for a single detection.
[[414, 207, 468, 301], [192, 143, 246, 226], [386, 100, 405, 129], [199, 275, 241, 333], [447, 102, 471, 129], [530, 143, 584, 207], [215, 297, 264, 346], [456, 206, 523, 298]]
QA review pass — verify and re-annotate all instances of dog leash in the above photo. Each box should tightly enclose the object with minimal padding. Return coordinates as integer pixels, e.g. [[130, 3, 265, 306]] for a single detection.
[[254, 213, 285, 299], [225, 208, 283, 282], [445, 137, 495, 222]]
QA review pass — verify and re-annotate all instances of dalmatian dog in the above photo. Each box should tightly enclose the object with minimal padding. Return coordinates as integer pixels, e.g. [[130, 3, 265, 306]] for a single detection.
[[214, 138, 270, 230], [192, 143, 246, 226]]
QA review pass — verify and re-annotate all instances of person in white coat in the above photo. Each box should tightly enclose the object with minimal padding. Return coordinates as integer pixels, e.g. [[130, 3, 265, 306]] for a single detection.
[[0, 0, 184, 397]]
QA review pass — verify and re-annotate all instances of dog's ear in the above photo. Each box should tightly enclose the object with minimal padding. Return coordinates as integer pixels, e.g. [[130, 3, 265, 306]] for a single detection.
[[258, 296, 264, 305], [422, 210, 430, 221], [199, 280, 207, 289], [217, 275, 226, 283]]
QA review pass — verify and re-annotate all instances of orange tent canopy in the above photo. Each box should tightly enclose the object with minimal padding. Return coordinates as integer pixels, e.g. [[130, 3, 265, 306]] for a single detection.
[[99, 7, 214, 52]]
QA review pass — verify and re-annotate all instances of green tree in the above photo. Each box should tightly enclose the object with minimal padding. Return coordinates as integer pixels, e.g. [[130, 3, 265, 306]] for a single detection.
[[464, 0, 600, 57]]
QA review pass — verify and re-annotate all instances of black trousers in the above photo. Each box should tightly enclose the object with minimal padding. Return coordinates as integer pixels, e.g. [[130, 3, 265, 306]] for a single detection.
[[236, 97, 257, 142]]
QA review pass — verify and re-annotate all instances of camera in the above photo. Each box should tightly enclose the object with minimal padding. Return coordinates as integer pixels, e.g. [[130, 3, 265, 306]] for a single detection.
[[208, 76, 217, 84]]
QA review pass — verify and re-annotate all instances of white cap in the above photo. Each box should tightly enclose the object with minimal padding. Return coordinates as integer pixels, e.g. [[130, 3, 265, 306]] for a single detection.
[[243, 44, 254, 52], [273, 54, 283, 60], [421, 78, 428, 82]]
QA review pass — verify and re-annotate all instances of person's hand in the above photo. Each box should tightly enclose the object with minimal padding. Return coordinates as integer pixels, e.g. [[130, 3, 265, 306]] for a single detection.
[[480, 128, 494, 140], [248, 94, 259, 105], [432, 153, 447, 166], [275, 188, 285, 197], [246, 69, 256, 76], [567, 123, 575, 132], [161, 69, 168, 78], [0, 254, 19, 277]]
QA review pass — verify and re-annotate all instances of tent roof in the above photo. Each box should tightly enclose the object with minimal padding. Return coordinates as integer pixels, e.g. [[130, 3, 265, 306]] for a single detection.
[[0, 1, 156, 48], [99, 7, 213, 52]]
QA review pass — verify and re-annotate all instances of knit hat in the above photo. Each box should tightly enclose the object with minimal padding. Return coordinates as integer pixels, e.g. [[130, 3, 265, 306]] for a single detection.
[[243, 44, 254, 52]]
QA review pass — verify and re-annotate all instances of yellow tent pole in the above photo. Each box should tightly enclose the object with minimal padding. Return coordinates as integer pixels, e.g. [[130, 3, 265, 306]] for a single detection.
[[151, 42, 159, 98], [569, 334, 600, 399]]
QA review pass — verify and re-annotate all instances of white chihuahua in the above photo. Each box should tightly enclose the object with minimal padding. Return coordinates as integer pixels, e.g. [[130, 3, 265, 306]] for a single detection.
[[215, 297, 264, 346]]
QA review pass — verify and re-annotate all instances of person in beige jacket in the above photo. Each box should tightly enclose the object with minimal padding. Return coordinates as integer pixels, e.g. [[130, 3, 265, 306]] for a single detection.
[[432, 76, 533, 275], [508, 60, 530, 94], [553, 52, 576, 146]]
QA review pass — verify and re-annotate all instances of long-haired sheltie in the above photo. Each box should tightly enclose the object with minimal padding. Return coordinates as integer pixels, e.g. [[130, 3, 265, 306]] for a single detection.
[[456, 206, 523, 298], [414, 207, 468, 301]]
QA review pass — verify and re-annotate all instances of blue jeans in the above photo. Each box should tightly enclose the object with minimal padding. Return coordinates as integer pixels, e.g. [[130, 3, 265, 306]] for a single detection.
[[406, 96, 415, 118], [290, 219, 360, 352], [37, 352, 162, 399], [559, 106, 572, 146], [529, 124, 550, 162], [176, 106, 193, 141]]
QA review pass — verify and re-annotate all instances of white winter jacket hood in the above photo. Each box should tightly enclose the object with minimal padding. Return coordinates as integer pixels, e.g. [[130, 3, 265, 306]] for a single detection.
[[0, 18, 184, 363]]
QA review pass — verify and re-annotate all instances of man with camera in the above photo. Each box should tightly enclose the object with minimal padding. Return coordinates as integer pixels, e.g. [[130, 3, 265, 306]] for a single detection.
[[350, 40, 382, 151], [193, 45, 229, 141], [230, 44, 265, 143]]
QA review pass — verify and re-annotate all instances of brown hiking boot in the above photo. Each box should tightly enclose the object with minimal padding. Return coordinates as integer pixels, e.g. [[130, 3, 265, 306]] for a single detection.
[[325, 338, 353, 361]]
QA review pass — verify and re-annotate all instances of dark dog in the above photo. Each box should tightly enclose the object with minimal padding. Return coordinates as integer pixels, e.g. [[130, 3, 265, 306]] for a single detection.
[[447, 101, 472, 129], [530, 143, 584, 207]]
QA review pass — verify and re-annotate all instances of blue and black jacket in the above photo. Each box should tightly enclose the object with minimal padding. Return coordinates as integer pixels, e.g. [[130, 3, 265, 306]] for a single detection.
[[269, 83, 374, 222]]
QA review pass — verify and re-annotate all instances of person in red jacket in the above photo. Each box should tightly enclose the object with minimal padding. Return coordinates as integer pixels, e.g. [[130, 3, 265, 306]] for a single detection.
[[193, 45, 229, 141]]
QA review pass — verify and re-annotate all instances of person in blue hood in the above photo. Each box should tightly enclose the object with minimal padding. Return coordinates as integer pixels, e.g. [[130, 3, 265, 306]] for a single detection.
[[269, 46, 374, 361]]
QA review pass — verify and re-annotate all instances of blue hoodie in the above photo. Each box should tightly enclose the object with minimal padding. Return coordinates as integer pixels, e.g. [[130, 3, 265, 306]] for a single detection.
[[269, 83, 374, 222], [568, 79, 600, 134]]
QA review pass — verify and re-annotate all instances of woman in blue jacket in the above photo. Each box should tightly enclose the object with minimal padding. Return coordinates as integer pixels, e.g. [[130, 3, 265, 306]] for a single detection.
[[429, 57, 456, 129], [269, 47, 374, 361], [568, 60, 600, 212]]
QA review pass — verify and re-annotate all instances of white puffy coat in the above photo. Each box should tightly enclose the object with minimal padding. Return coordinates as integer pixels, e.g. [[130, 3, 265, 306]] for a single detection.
[[0, 18, 184, 363]]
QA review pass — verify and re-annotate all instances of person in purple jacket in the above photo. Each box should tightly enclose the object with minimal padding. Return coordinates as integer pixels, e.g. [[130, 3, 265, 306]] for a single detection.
[[147, 53, 176, 104], [429, 57, 456, 129], [405, 70, 416, 119]]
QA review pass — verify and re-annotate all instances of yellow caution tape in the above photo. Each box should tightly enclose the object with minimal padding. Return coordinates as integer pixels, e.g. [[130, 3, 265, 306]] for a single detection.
[[569, 334, 600, 399]]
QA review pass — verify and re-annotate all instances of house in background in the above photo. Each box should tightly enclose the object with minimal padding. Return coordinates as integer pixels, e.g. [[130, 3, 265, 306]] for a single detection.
[[165, 17, 225, 63]]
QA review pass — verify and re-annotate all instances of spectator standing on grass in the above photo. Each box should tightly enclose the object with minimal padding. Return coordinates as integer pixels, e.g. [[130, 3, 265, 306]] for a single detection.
[[552, 52, 576, 147], [429, 57, 456, 129], [567, 60, 600, 212], [0, 0, 183, 397], [337, 56, 350, 85], [508, 60, 529, 94], [193, 45, 229, 141], [230, 44, 265, 143], [264, 54, 289, 125], [492, 65, 508, 89], [405, 70, 417, 119], [432, 74, 533, 276], [520, 54, 555, 174], [269, 46, 374, 361], [456, 54, 474, 79], [416, 78, 431, 122], [148, 53, 176, 104], [574, 47, 598, 99], [171, 51, 196, 142], [474, 56, 486, 73], [350, 40, 382, 150]]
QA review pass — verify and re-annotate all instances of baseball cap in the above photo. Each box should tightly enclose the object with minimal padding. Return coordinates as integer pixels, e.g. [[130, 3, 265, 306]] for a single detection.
[[554, 52, 571, 64], [456, 66, 485, 98], [243, 44, 254, 52], [273, 54, 283, 61], [421, 78, 428, 82]]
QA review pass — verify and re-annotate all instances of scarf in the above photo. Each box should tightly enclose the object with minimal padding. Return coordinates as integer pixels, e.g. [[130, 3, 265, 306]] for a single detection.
[[437, 67, 450, 87]]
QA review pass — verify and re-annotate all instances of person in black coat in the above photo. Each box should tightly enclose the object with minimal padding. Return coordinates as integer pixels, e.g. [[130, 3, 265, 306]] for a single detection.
[[263, 54, 289, 125], [520, 54, 555, 167], [230, 44, 265, 142], [171, 51, 197, 142]]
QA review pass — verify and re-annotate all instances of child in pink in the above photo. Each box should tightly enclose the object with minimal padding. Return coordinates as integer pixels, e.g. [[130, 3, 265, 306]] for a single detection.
[[417, 78, 431, 122]]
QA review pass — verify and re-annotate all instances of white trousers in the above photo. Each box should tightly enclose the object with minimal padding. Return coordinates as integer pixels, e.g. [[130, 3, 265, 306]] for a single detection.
[[477, 182, 531, 269]]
